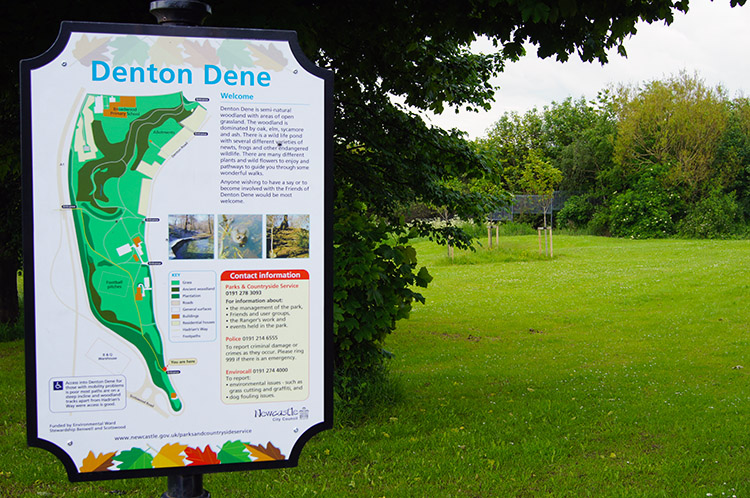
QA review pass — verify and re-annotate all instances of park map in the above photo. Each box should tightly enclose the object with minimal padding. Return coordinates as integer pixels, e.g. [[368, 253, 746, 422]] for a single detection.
[[68, 92, 206, 413]]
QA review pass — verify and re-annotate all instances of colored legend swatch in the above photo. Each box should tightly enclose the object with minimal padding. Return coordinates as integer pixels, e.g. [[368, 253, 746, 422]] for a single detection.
[[168, 271, 218, 342]]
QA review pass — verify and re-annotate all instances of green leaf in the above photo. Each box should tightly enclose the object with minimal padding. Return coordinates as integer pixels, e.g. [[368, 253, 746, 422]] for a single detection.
[[403, 245, 418, 265], [110, 36, 150, 66], [113, 447, 153, 470], [217, 39, 255, 69], [558, 0, 577, 17], [416, 267, 433, 287], [218, 440, 252, 463]]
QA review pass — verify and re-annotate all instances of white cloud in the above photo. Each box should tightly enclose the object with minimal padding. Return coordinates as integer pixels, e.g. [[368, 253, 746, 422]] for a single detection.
[[423, 0, 750, 139]]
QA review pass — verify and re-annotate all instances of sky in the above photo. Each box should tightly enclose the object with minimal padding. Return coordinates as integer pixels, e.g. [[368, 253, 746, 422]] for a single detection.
[[422, 0, 750, 140]]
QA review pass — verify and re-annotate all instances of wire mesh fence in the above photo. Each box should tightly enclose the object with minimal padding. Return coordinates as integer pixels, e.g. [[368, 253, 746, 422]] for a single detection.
[[489, 191, 577, 222]]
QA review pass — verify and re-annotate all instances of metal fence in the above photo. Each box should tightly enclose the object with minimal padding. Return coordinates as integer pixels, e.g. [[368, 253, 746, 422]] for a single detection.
[[489, 191, 577, 222]]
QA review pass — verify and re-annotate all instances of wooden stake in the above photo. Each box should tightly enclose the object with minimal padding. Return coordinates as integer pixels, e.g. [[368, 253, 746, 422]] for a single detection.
[[549, 227, 553, 258], [537, 227, 542, 255]]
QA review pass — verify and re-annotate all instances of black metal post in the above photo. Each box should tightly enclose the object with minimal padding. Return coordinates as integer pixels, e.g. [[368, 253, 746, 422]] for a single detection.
[[150, 0, 212, 26], [161, 474, 210, 498], [148, 1, 212, 496]]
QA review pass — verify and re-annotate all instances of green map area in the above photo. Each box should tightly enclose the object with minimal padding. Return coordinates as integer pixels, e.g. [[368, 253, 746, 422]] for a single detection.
[[68, 92, 207, 413]]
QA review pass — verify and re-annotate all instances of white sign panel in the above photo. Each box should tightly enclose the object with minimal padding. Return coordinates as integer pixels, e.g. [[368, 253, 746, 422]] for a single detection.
[[21, 21, 332, 481]]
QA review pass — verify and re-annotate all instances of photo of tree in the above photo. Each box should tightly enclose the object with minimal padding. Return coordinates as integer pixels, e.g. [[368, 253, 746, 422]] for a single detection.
[[266, 214, 310, 258]]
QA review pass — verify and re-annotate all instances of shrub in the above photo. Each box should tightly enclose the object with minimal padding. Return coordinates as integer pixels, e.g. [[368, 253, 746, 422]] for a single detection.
[[557, 194, 597, 228], [586, 208, 611, 236], [677, 189, 739, 238], [333, 198, 432, 382], [608, 165, 680, 238], [497, 221, 537, 236]]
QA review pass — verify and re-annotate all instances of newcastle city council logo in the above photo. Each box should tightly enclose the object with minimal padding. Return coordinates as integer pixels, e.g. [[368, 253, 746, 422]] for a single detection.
[[254, 406, 309, 421]]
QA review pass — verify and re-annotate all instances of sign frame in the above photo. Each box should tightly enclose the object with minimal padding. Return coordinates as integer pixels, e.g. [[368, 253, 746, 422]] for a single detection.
[[21, 20, 333, 482]]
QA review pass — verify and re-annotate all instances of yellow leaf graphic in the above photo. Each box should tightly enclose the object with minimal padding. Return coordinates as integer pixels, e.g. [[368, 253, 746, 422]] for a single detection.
[[152, 443, 187, 468], [244, 442, 285, 462], [72, 35, 111, 67], [247, 43, 288, 72], [149, 37, 186, 68], [79, 450, 116, 472]]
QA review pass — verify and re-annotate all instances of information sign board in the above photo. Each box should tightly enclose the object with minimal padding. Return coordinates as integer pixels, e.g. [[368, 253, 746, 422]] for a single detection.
[[20, 21, 332, 481]]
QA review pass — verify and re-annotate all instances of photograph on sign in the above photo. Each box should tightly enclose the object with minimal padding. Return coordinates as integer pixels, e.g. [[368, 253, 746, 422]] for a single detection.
[[21, 21, 332, 481]]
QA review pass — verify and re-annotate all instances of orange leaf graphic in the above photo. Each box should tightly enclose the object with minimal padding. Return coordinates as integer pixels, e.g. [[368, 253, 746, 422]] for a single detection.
[[79, 451, 116, 472], [244, 442, 285, 462], [185, 445, 220, 466], [149, 37, 186, 68], [152, 443, 187, 468], [247, 43, 288, 72]]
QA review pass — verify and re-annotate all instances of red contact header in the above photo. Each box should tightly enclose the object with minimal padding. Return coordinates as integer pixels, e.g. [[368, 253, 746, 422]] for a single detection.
[[221, 270, 310, 281]]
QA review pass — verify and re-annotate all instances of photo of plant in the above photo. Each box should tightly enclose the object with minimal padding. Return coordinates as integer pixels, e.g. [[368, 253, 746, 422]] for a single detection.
[[266, 214, 310, 258], [219, 214, 263, 259], [168, 214, 214, 259]]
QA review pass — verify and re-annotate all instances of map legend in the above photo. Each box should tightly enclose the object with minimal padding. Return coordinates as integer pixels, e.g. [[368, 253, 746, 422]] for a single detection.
[[168, 271, 218, 342]]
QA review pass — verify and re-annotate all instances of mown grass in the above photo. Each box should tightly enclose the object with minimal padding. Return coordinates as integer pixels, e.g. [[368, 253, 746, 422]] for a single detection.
[[1, 235, 749, 497]]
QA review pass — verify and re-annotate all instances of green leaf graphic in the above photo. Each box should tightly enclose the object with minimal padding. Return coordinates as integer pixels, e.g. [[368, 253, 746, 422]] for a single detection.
[[217, 440, 252, 463], [110, 36, 150, 66], [217, 39, 255, 69], [113, 447, 154, 470]]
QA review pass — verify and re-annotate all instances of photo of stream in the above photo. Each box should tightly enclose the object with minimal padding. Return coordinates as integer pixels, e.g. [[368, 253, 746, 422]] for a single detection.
[[168, 214, 215, 259]]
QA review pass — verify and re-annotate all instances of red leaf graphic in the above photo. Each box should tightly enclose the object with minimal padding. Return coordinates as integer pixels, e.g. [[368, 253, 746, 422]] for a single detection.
[[183, 39, 219, 67], [185, 445, 220, 466]]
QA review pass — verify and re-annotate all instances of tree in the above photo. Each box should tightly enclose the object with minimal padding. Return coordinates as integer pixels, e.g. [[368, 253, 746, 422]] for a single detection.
[[613, 72, 730, 202], [478, 95, 617, 195], [716, 97, 750, 221], [5, 1, 745, 383], [519, 150, 562, 227]]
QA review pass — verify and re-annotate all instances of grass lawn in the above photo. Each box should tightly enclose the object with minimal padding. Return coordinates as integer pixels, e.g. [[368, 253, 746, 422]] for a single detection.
[[1, 235, 749, 497]]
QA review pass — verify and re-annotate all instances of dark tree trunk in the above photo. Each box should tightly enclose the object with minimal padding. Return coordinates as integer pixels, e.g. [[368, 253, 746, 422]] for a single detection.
[[0, 258, 19, 324]]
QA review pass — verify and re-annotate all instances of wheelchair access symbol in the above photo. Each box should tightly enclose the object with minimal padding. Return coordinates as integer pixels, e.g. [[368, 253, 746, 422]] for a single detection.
[[53, 381, 64, 391]]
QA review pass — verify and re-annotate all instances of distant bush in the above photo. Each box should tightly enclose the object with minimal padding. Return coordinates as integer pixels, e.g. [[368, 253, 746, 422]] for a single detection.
[[0, 307, 23, 342], [677, 188, 739, 238], [586, 208, 610, 236], [608, 166, 680, 238], [496, 221, 536, 236], [557, 194, 597, 228]]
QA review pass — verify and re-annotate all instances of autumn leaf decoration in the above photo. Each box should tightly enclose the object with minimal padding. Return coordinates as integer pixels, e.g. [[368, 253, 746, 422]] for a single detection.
[[71, 34, 287, 72], [152, 443, 188, 468], [245, 442, 285, 462], [79, 451, 116, 472], [113, 447, 153, 470], [72, 35, 111, 67], [246, 43, 288, 72], [79, 440, 286, 472], [185, 445, 220, 466]]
